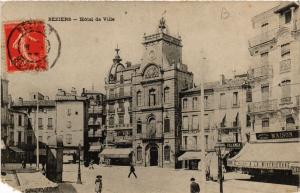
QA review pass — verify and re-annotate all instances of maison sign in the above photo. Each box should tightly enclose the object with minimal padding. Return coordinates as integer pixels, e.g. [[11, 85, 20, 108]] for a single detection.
[[256, 130, 300, 140]]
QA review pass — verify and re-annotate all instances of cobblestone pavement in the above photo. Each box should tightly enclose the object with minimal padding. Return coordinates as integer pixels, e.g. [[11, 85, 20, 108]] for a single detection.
[[62, 164, 299, 193]]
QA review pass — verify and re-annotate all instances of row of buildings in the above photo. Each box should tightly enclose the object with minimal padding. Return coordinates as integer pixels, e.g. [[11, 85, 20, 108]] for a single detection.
[[1, 2, 299, 176]]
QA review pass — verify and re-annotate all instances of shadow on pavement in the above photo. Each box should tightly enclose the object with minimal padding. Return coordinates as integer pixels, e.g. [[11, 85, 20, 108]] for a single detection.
[[58, 183, 78, 193]]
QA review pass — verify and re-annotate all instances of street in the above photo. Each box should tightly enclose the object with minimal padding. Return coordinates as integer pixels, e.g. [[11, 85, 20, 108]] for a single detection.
[[62, 164, 299, 193]]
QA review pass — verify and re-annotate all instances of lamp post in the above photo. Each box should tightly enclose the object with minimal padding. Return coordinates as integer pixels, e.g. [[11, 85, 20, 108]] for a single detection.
[[214, 143, 225, 193], [77, 143, 82, 184]]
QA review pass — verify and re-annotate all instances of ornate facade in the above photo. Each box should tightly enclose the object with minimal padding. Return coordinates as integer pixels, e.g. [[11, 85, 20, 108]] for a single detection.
[[105, 18, 193, 168]]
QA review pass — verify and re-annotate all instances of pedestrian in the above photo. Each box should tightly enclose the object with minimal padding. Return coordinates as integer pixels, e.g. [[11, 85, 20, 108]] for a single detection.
[[190, 177, 200, 193], [95, 175, 102, 193], [89, 160, 94, 169], [128, 163, 137, 178]]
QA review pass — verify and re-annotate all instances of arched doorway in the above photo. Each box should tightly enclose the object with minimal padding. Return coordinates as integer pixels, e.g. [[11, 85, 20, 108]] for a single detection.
[[149, 146, 158, 166]]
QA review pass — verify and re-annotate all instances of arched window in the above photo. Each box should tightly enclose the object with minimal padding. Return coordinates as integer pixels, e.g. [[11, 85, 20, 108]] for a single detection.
[[164, 87, 170, 103], [137, 146, 142, 161], [149, 89, 156, 106], [164, 146, 170, 161], [148, 117, 156, 137], [137, 91, 142, 106], [137, 119, 142, 134]]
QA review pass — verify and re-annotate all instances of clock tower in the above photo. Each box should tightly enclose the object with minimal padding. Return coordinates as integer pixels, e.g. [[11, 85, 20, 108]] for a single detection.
[[141, 17, 182, 68]]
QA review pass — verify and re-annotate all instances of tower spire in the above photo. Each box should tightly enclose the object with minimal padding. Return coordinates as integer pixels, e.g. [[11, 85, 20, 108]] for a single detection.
[[113, 45, 122, 63]]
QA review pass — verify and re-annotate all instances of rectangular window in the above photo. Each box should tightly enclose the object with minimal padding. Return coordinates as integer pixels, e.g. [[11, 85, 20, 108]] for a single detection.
[[119, 115, 124, 125], [119, 87, 124, 97], [137, 147, 142, 161], [205, 135, 208, 150], [246, 89, 252, 102], [262, 118, 269, 128], [204, 114, 209, 130], [18, 115, 22, 126], [67, 109, 71, 116], [220, 93, 226, 108], [281, 80, 291, 101], [261, 84, 270, 101], [164, 118, 170, 133], [183, 116, 188, 130], [192, 97, 198, 109], [109, 88, 114, 98], [137, 122, 142, 134], [192, 115, 199, 130], [183, 136, 188, 149], [182, 98, 188, 109], [27, 135, 32, 145], [118, 101, 124, 112], [284, 10, 291, 24], [66, 134, 72, 144], [18, 131, 22, 145], [38, 118, 43, 129], [261, 52, 269, 65], [204, 96, 208, 109], [109, 116, 114, 126], [233, 92, 238, 106], [48, 118, 53, 129], [246, 115, 251, 127], [281, 43, 290, 57]]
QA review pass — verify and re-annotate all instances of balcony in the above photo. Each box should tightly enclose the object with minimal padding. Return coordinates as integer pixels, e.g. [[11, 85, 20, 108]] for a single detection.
[[181, 129, 200, 134], [139, 104, 163, 111], [280, 97, 292, 105], [248, 28, 277, 48], [249, 99, 277, 114], [114, 123, 133, 130], [249, 65, 273, 80], [114, 135, 133, 144], [107, 92, 132, 100], [141, 132, 163, 140], [88, 129, 103, 137], [180, 145, 200, 151], [88, 106, 103, 114], [47, 125, 53, 130]]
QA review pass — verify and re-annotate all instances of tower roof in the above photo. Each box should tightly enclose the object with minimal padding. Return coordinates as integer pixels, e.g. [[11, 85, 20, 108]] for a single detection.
[[113, 45, 122, 64]]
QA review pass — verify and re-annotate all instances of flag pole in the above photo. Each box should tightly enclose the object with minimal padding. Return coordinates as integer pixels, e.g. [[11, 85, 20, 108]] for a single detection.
[[36, 93, 40, 170], [200, 55, 207, 191]]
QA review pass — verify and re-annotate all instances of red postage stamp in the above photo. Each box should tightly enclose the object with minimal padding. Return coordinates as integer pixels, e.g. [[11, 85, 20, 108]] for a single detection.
[[4, 20, 61, 72]]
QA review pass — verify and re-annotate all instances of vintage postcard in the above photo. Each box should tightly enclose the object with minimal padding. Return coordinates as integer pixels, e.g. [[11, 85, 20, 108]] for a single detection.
[[1, 1, 300, 193]]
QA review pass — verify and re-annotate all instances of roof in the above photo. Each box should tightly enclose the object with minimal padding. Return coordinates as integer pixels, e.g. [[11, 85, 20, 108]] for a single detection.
[[12, 100, 56, 107], [180, 81, 219, 94], [178, 151, 202, 161], [99, 148, 132, 158], [56, 95, 86, 101], [228, 142, 300, 169]]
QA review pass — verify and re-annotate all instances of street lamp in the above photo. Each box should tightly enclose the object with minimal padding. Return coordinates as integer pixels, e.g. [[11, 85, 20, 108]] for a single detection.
[[77, 143, 82, 184], [214, 143, 225, 193]]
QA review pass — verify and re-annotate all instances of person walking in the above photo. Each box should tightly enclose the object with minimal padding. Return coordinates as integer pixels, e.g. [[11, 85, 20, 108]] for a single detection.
[[190, 177, 200, 193], [95, 175, 102, 193], [89, 160, 94, 169], [128, 163, 137, 178]]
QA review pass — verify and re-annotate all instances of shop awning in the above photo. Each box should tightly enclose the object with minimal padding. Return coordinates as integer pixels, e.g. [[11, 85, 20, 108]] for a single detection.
[[228, 142, 300, 170], [9, 147, 25, 153], [178, 151, 201, 161], [89, 145, 101, 152], [100, 148, 132, 159], [1, 140, 6, 150]]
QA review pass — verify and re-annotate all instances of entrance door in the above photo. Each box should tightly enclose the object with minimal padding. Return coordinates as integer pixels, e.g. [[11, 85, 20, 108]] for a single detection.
[[149, 146, 158, 166]]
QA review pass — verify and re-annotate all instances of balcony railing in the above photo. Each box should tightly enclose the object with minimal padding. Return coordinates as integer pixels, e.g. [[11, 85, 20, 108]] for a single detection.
[[38, 125, 43, 129], [114, 135, 133, 143], [280, 97, 292, 105], [280, 59, 291, 73], [249, 65, 273, 79], [141, 132, 163, 139], [47, 125, 53, 130], [249, 99, 277, 113], [180, 145, 200, 151], [114, 123, 133, 130], [88, 130, 103, 137], [182, 129, 200, 134], [88, 106, 103, 114], [248, 28, 277, 48], [108, 92, 132, 100]]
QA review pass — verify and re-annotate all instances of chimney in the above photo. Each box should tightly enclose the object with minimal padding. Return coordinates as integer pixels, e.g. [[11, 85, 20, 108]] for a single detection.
[[82, 88, 86, 95], [220, 74, 225, 85], [18, 97, 23, 104], [71, 87, 77, 96], [125, 61, 132, 68]]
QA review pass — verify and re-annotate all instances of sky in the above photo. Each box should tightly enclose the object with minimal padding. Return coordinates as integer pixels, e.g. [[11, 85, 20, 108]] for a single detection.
[[1, 1, 278, 100]]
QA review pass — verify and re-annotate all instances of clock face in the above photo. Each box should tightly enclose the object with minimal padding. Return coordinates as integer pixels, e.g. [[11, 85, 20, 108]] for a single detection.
[[149, 50, 156, 61]]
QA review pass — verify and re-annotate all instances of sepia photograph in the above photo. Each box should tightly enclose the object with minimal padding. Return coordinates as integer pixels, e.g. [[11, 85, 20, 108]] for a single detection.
[[1, 1, 300, 193]]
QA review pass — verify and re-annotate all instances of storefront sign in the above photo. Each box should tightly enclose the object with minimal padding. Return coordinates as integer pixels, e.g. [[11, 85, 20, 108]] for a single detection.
[[291, 166, 300, 175], [224, 142, 242, 149], [256, 130, 300, 140]]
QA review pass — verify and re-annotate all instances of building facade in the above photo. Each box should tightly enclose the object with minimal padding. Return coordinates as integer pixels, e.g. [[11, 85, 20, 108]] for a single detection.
[[81, 88, 106, 162], [56, 88, 88, 156]]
